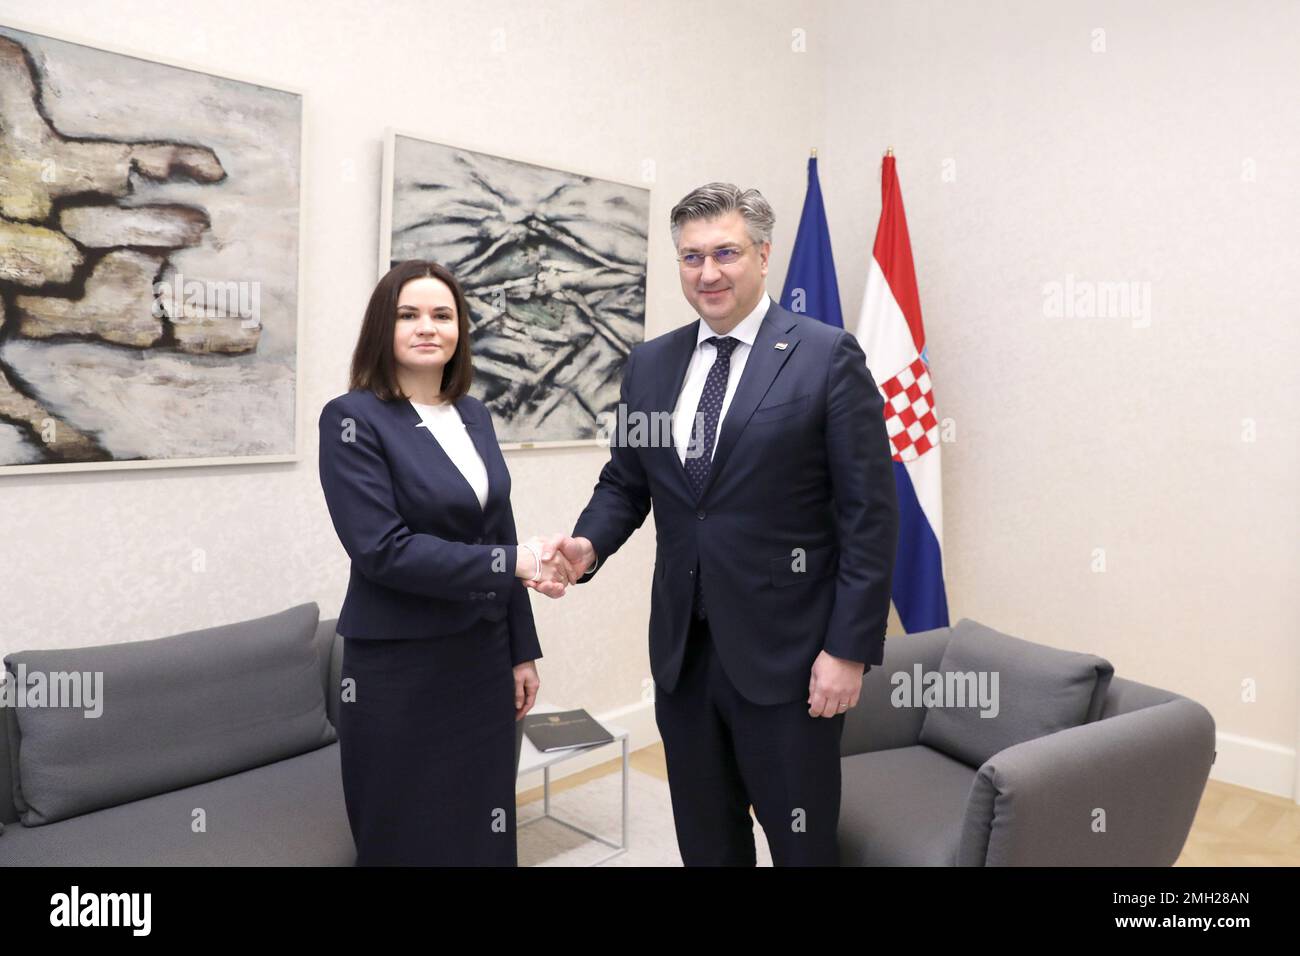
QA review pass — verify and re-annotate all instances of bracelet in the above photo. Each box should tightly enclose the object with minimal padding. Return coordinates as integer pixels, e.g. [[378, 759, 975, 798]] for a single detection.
[[519, 542, 541, 582]]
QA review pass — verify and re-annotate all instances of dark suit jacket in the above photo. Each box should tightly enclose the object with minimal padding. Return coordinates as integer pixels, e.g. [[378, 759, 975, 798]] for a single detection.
[[573, 300, 897, 705], [318, 388, 541, 666]]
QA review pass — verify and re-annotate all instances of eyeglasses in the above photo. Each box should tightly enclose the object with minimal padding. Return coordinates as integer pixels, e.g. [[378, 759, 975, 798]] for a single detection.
[[676, 243, 755, 270]]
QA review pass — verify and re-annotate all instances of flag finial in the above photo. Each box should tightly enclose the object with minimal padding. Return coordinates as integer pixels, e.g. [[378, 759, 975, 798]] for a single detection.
[[886, 146, 894, 157], [810, 147, 817, 158]]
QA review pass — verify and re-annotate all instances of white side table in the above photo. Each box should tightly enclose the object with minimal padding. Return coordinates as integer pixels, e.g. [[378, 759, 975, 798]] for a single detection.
[[517, 703, 629, 865]]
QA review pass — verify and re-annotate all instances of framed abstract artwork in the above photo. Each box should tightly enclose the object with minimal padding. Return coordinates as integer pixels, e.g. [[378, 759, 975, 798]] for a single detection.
[[380, 130, 650, 448], [0, 22, 305, 474]]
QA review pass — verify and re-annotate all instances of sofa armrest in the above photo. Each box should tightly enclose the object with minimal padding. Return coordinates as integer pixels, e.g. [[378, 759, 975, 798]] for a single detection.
[[841, 627, 951, 758], [955, 696, 1215, 866]]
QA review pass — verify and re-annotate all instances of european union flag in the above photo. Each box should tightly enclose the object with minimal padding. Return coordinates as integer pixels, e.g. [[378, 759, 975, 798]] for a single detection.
[[780, 154, 843, 328]]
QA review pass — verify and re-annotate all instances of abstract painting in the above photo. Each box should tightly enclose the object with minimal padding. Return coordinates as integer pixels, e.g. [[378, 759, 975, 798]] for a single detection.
[[0, 25, 302, 472], [382, 132, 649, 445]]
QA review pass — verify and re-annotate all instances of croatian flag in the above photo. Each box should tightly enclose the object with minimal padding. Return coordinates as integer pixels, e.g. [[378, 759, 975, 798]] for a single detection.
[[851, 153, 950, 632]]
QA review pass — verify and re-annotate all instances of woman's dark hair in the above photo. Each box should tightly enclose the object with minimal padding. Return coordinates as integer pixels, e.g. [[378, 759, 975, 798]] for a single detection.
[[349, 260, 474, 403]]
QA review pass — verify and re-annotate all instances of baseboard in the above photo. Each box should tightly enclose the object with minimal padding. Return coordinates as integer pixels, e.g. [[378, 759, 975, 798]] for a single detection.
[[1210, 731, 1297, 802], [516, 698, 659, 795]]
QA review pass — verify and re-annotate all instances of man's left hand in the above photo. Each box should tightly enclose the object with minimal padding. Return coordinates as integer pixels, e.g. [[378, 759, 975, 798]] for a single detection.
[[808, 650, 864, 718]]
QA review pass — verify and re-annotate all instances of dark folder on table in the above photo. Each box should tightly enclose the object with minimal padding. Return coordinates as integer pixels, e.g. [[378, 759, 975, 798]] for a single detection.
[[523, 709, 614, 752]]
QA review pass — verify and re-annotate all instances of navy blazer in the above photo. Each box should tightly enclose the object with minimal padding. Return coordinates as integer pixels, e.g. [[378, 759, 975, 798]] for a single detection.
[[573, 300, 898, 705], [318, 388, 541, 666]]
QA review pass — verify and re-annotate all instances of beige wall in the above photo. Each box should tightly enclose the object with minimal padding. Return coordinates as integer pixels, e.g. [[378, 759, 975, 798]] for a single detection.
[[821, 0, 1298, 796], [1, 0, 1295, 797]]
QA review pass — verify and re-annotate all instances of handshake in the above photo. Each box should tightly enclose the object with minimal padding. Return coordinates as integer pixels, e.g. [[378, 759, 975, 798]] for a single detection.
[[513, 534, 597, 598]]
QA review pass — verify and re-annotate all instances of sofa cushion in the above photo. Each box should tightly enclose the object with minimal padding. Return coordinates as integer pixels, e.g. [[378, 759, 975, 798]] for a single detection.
[[0, 742, 353, 865], [3, 602, 337, 826], [838, 746, 978, 866], [917, 618, 1113, 768]]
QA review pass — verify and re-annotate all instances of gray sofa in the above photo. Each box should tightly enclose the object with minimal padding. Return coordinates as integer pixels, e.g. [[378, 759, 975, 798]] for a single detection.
[[838, 618, 1216, 865], [0, 602, 355, 865], [2, 605, 1215, 867]]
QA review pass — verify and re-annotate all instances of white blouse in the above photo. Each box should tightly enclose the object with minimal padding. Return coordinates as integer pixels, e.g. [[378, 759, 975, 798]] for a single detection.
[[409, 399, 489, 510]]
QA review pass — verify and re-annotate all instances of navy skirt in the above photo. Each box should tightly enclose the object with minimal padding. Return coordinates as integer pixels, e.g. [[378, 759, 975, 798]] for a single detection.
[[337, 617, 523, 866]]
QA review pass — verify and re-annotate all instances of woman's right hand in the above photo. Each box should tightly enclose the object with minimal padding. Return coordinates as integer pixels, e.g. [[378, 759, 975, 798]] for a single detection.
[[515, 536, 573, 597]]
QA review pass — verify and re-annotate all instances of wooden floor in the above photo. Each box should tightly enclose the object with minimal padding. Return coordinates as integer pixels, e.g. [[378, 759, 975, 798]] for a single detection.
[[1178, 777, 1300, 866], [519, 744, 1300, 866]]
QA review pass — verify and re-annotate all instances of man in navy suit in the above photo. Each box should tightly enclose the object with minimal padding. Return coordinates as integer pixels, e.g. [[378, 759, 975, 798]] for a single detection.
[[537, 183, 898, 865]]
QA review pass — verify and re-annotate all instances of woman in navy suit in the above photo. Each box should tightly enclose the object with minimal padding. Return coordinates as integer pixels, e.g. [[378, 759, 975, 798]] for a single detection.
[[318, 260, 572, 866]]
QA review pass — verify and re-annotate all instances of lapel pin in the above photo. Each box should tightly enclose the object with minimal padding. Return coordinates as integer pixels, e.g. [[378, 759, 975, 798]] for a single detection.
[[774, 342, 788, 350]]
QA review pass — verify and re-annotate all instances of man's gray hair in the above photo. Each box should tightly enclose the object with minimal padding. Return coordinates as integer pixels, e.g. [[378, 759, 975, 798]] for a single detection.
[[669, 182, 775, 248]]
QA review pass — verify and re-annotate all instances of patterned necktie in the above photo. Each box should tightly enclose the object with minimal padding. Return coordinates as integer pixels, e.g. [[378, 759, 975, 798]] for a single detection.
[[684, 336, 740, 499], [685, 336, 739, 621]]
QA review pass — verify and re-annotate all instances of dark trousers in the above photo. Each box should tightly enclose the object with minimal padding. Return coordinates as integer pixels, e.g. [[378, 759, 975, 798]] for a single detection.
[[653, 615, 845, 866]]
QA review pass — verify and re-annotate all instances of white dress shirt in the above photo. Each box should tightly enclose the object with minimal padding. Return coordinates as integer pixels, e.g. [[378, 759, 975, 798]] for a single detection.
[[409, 399, 489, 510], [671, 293, 772, 466]]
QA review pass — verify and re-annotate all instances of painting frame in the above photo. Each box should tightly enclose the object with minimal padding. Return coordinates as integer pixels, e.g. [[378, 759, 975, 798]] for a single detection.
[[0, 16, 308, 477]]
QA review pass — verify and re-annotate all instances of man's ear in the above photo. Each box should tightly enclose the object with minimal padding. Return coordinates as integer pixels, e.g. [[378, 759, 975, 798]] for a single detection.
[[759, 241, 771, 275]]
